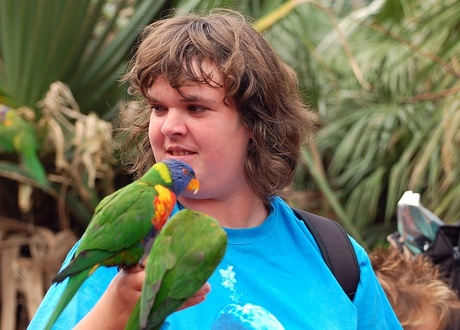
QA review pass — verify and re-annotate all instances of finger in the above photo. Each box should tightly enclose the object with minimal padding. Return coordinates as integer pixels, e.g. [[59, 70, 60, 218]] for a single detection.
[[117, 266, 145, 293], [177, 295, 206, 311], [177, 282, 211, 311], [196, 282, 211, 295]]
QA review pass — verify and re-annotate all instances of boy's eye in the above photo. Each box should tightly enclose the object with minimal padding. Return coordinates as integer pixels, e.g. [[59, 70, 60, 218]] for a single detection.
[[148, 103, 208, 114], [150, 104, 166, 113], [188, 105, 206, 113]]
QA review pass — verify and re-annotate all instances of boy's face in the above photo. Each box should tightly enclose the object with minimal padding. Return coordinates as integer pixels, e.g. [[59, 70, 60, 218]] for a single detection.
[[146, 64, 251, 202]]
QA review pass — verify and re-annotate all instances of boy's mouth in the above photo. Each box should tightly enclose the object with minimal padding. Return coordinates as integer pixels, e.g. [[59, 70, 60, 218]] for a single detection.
[[169, 150, 193, 156]]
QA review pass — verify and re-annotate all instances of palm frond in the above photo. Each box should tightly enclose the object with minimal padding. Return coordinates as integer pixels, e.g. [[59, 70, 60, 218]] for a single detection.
[[0, 0, 167, 117], [261, 0, 460, 247]]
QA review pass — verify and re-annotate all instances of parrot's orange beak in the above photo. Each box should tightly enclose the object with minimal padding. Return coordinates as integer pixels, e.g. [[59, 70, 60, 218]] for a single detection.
[[187, 178, 200, 194]]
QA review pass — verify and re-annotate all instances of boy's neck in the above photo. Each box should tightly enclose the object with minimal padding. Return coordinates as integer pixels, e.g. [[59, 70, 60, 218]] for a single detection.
[[178, 193, 268, 229]]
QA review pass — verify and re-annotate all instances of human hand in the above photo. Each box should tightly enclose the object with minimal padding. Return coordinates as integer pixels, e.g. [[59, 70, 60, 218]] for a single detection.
[[178, 281, 211, 311]]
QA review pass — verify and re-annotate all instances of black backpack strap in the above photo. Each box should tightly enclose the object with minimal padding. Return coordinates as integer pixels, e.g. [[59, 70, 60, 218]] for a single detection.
[[292, 207, 360, 301]]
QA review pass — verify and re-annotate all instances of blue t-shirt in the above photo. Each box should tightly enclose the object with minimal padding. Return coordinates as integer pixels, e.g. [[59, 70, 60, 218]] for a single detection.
[[28, 197, 401, 329]]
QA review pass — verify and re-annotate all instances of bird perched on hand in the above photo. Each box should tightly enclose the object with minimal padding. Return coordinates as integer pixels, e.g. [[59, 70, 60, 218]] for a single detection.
[[44, 159, 200, 330], [125, 208, 228, 330]]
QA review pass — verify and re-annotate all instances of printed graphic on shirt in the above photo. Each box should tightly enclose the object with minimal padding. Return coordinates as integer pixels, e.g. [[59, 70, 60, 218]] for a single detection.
[[210, 265, 285, 329]]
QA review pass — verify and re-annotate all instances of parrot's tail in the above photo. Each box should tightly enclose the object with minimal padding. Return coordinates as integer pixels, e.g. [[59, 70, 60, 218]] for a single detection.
[[125, 302, 163, 330], [43, 268, 92, 330], [125, 300, 141, 330]]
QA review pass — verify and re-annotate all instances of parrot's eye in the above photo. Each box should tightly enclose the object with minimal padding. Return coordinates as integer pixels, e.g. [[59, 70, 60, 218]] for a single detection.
[[182, 168, 190, 175]]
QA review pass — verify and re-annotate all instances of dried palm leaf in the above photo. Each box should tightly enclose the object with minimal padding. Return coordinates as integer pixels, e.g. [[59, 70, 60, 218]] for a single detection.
[[0, 234, 24, 330], [29, 227, 77, 285], [13, 257, 44, 320]]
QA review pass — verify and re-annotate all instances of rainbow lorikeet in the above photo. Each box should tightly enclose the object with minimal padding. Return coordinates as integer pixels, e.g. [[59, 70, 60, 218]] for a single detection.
[[43, 159, 200, 330], [0, 104, 47, 184], [125, 208, 228, 330]]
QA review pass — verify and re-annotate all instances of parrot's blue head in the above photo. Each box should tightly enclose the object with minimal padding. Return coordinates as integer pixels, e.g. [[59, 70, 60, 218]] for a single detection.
[[162, 159, 200, 195]]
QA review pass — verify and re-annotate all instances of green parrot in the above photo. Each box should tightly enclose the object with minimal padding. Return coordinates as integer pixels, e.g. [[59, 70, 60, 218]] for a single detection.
[[0, 104, 47, 184], [43, 159, 200, 330], [125, 209, 228, 330]]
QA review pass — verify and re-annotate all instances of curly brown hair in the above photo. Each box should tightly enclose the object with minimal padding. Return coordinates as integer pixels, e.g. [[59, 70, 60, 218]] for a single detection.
[[117, 10, 318, 204]]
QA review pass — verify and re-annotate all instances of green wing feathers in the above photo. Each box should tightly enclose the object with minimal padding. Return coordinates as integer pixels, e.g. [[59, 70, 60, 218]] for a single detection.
[[127, 209, 227, 330], [52, 250, 114, 283]]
